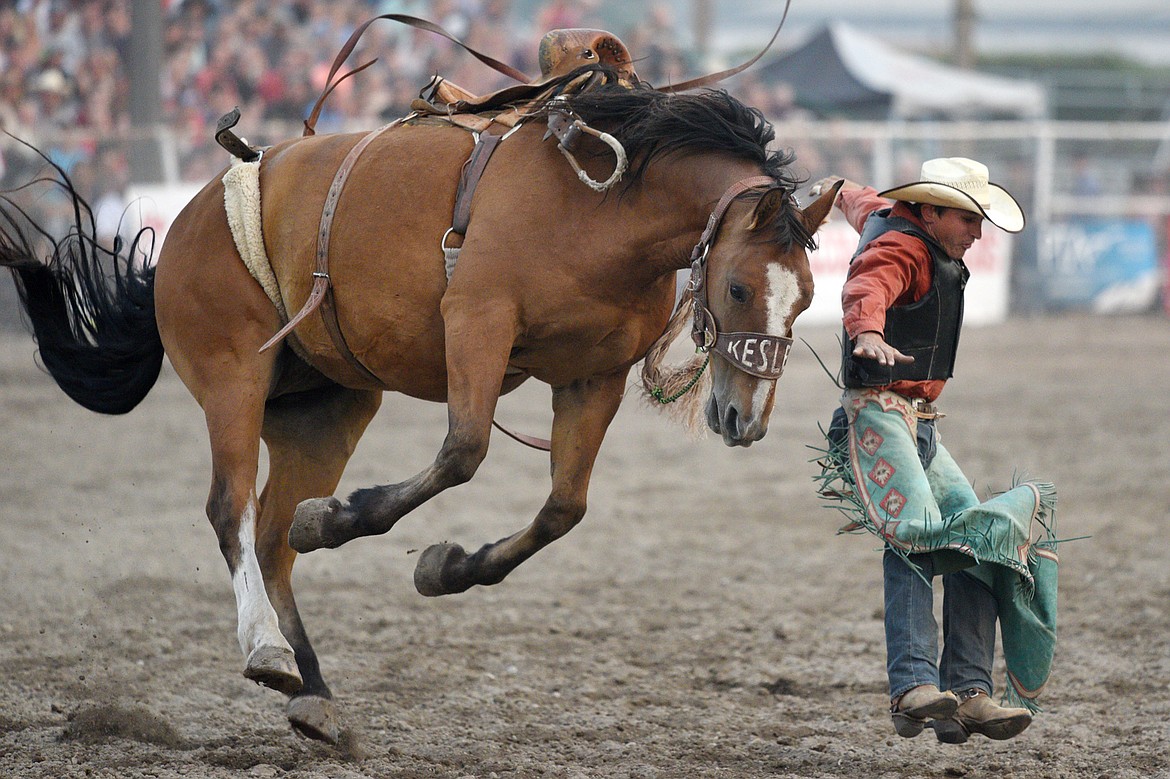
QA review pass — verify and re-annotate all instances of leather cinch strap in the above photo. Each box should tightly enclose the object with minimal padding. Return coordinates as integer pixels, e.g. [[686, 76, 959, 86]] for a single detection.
[[258, 120, 399, 386]]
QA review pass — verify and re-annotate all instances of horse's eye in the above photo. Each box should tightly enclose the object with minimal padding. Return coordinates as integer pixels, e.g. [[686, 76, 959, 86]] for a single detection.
[[582, 49, 596, 59], [729, 283, 748, 303]]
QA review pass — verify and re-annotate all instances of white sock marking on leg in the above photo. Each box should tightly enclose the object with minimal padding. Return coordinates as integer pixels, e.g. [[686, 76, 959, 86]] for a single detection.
[[232, 494, 292, 657]]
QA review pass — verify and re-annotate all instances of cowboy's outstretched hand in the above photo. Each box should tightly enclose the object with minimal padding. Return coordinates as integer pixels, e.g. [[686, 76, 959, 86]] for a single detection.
[[853, 331, 914, 366], [809, 176, 861, 199]]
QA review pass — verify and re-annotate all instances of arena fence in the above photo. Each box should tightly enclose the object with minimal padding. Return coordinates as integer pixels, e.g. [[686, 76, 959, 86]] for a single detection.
[[774, 119, 1170, 317], [1, 120, 1167, 323]]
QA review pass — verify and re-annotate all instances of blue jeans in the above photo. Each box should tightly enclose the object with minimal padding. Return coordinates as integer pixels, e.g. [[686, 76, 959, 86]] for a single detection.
[[884, 550, 997, 701], [831, 402, 1001, 700]]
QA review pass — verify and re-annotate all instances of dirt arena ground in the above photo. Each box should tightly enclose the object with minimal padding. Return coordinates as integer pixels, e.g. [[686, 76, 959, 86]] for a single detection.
[[0, 312, 1167, 779]]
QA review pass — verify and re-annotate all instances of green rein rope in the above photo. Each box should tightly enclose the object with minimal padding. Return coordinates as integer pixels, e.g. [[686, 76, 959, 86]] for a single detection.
[[649, 353, 710, 404]]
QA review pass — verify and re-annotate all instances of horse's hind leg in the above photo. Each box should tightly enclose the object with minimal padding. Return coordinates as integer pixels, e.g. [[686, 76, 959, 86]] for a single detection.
[[413, 369, 628, 595], [188, 386, 302, 692], [193, 375, 305, 695], [288, 303, 518, 553], [258, 383, 382, 743]]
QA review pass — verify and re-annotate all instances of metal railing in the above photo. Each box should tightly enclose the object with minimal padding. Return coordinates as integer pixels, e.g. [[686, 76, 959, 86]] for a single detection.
[[2, 118, 1167, 317]]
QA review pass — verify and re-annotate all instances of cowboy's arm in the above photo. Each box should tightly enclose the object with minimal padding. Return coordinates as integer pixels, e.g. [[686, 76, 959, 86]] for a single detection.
[[810, 176, 921, 365], [843, 233, 927, 366]]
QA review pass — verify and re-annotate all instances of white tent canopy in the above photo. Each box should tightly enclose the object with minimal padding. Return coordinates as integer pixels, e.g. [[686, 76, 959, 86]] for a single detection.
[[758, 22, 1048, 119]]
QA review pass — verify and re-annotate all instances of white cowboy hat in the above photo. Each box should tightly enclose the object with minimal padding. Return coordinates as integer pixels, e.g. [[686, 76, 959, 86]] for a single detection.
[[879, 157, 1025, 233]]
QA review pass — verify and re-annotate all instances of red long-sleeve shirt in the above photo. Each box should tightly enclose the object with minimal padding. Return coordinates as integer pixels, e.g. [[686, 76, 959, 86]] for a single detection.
[[837, 186, 945, 401]]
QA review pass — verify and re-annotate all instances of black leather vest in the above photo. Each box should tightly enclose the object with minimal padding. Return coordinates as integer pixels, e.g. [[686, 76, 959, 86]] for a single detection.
[[842, 209, 970, 388]]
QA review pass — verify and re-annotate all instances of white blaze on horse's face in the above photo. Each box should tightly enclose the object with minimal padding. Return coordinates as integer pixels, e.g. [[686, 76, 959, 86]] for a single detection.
[[749, 262, 802, 411], [764, 263, 802, 345]]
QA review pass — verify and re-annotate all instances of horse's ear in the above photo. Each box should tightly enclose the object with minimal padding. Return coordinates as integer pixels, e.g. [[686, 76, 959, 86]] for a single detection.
[[745, 188, 789, 231], [800, 179, 843, 232]]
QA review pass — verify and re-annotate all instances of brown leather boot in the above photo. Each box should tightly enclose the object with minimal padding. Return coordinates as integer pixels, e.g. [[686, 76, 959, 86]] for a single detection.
[[933, 688, 1033, 743], [890, 685, 960, 738]]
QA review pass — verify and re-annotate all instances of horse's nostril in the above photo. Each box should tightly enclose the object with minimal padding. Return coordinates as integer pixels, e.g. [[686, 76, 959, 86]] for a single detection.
[[724, 405, 740, 439]]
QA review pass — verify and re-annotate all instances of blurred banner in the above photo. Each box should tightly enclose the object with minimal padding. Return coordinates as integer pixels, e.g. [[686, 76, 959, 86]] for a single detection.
[[1037, 219, 1161, 313], [802, 220, 1012, 327]]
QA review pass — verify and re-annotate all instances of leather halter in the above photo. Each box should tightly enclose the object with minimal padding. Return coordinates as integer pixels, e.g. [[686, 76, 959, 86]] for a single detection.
[[688, 177, 795, 381]]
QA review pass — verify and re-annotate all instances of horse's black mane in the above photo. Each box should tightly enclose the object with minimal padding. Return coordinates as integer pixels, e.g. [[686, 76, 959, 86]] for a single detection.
[[559, 82, 815, 250], [563, 84, 791, 183]]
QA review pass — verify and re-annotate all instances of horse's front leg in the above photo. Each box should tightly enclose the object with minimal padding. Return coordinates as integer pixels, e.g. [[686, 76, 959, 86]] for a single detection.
[[413, 368, 628, 596], [288, 303, 516, 553]]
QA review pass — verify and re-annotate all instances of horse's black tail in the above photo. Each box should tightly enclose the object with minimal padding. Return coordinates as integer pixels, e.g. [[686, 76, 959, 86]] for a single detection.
[[0, 138, 163, 415]]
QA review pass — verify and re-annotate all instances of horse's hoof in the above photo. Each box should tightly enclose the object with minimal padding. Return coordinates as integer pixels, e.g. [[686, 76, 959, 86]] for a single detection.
[[289, 497, 343, 553], [287, 695, 340, 744], [243, 645, 303, 695], [413, 542, 469, 597]]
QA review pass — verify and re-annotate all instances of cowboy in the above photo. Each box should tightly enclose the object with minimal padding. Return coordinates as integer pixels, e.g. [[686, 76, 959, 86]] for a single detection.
[[811, 158, 1059, 744]]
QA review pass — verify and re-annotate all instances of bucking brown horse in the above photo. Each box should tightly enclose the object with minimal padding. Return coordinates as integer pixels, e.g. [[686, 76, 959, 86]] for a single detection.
[[1, 69, 838, 741]]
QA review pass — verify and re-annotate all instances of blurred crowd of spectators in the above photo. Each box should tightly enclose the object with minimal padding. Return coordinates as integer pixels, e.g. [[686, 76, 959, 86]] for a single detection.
[[0, 0, 743, 193]]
